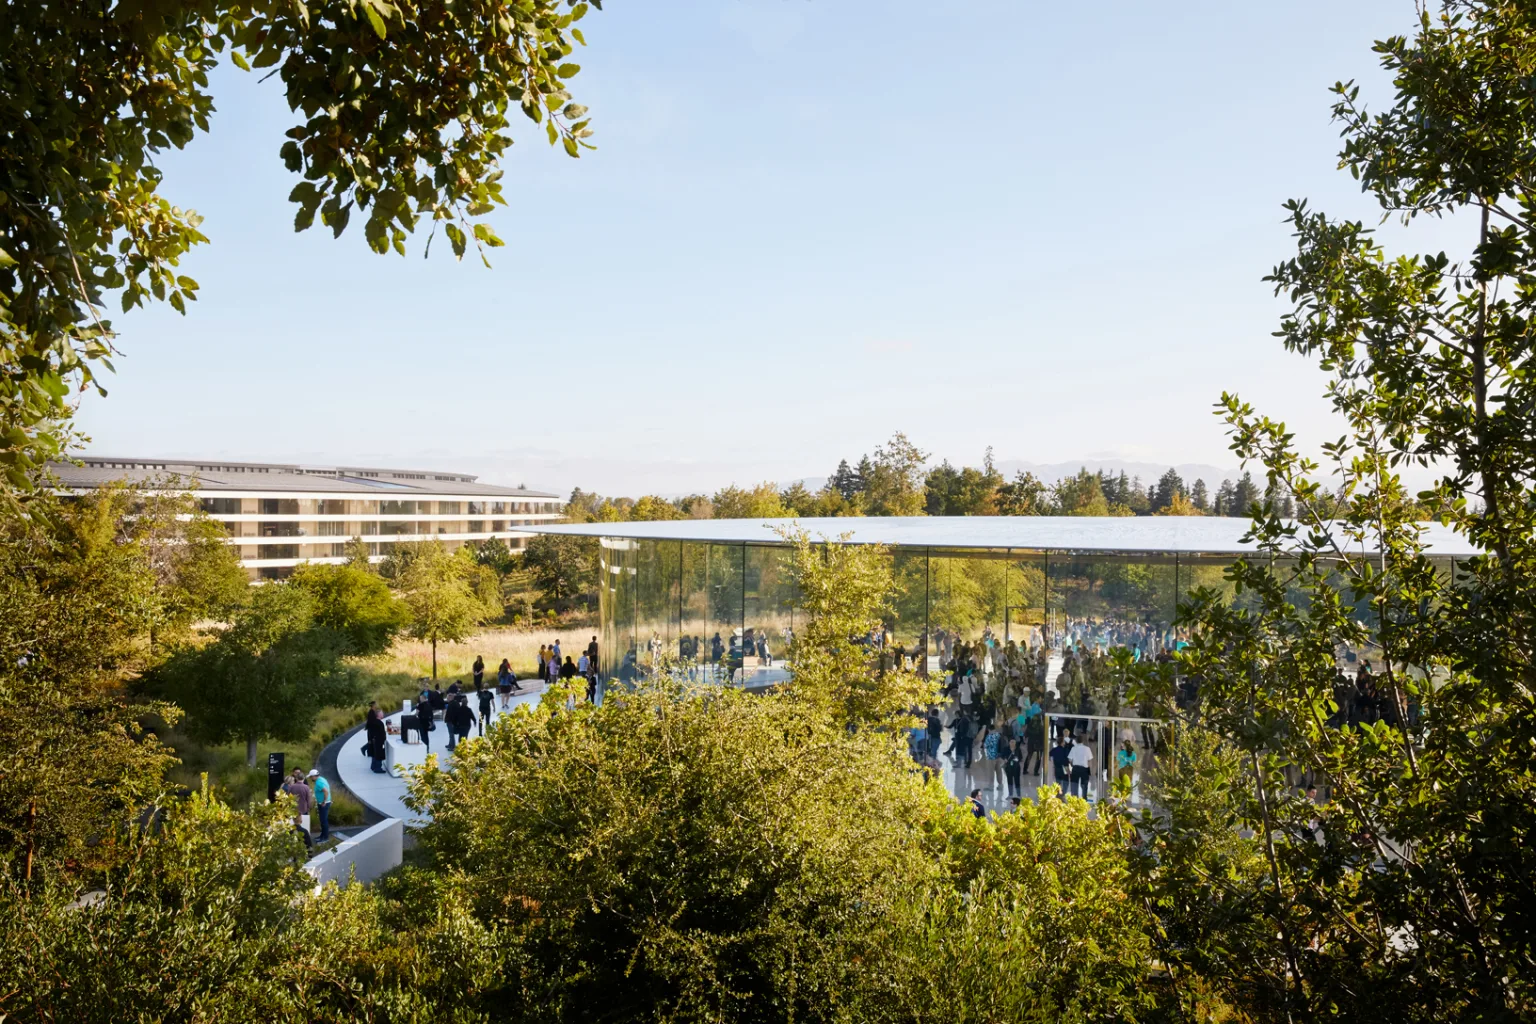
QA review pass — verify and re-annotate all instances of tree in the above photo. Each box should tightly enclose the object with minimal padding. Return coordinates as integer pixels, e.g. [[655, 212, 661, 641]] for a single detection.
[[924, 457, 1003, 516], [470, 535, 516, 575], [86, 483, 248, 650], [778, 528, 936, 728], [0, 785, 469, 1021], [711, 482, 788, 519], [397, 541, 484, 679], [829, 458, 863, 500], [1231, 470, 1259, 515], [410, 678, 1153, 1023], [343, 535, 374, 570], [522, 533, 598, 609], [149, 584, 359, 767], [862, 432, 928, 516], [1152, 491, 1202, 516], [1152, 467, 1185, 513], [630, 494, 684, 521], [2, 0, 602, 500], [290, 562, 407, 656], [1214, 478, 1237, 516], [1190, 477, 1210, 512], [1138, 5, 1536, 1016], [997, 469, 1050, 515]]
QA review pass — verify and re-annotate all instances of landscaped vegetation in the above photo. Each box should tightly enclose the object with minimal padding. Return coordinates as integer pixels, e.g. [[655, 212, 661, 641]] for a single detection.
[[3, 0, 1536, 1020]]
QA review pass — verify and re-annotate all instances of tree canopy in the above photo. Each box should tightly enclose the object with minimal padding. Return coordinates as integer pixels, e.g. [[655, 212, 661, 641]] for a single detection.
[[1, 0, 599, 498]]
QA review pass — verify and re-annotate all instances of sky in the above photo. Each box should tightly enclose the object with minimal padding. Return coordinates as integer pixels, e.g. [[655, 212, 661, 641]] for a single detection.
[[74, 0, 1467, 497]]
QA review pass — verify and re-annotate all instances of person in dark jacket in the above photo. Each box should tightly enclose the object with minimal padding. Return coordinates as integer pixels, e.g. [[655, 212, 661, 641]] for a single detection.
[[447, 696, 478, 751], [365, 709, 388, 774], [475, 684, 494, 734], [414, 694, 434, 752], [560, 655, 577, 679], [945, 715, 974, 769]]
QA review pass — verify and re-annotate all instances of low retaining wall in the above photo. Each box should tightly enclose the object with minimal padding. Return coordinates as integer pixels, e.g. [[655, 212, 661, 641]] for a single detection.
[[304, 817, 403, 890]]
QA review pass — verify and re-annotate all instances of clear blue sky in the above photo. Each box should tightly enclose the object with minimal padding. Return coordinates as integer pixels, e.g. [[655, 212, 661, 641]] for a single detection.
[[75, 0, 1460, 496]]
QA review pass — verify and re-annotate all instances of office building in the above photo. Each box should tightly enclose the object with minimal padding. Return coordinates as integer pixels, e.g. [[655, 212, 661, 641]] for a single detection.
[[52, 456, 563, 579]]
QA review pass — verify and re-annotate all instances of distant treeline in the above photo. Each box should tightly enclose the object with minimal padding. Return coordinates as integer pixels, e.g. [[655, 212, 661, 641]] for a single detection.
[[564, 432, 1293, 524]]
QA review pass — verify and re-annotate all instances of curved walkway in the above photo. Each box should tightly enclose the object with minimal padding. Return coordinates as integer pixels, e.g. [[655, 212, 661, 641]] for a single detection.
[[335, 681, 549, 825]]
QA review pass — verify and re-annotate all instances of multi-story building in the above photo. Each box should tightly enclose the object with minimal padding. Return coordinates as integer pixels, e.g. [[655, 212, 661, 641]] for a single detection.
[[50, 457, 564, 580]]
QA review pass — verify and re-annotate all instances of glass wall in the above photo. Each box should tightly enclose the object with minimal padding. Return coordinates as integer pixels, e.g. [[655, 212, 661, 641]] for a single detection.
[[593, 540, 1462, 691]]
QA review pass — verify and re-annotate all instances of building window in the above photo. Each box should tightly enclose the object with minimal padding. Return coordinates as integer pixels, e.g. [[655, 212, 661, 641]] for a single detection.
[[265, 544, 300, 559], [318, 499, 348, 514], [438, 501, 461, 515], [468, 501, 486, 514], [259, 498, 299, 515], [260, 522, 302, 537], [379, 500, 416, 515], [492, 501, 506, 514], [468, 520, 484, 534], [200, 497, 242, 515]]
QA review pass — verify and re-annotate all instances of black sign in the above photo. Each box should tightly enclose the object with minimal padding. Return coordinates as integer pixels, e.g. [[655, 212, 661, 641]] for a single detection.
[[267, 752, 285, 802]]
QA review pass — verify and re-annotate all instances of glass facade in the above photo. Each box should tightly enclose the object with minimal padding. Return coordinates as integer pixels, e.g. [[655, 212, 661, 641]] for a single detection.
[[597, 539, 1459, 688]]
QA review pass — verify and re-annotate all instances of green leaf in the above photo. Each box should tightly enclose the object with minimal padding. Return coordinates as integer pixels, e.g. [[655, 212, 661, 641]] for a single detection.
[[363, 3, 387, 39], [557, 63, 581, 78]]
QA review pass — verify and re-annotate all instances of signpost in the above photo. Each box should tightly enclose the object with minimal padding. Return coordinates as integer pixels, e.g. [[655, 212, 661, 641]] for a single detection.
[[267, 752, 285, 802]]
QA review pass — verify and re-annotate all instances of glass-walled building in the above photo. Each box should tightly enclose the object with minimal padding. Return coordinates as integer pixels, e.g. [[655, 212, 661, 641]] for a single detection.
[[528, 516, 1473, 687]]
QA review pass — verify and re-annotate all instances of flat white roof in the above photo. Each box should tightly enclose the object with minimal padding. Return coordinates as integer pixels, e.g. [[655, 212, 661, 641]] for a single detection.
[[525, 515, 1479, 557]]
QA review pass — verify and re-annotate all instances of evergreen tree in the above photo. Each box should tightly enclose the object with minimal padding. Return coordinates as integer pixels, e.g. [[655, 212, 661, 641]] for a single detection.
[[1214, 478, 1237, 516], [1152, 468, 1186, 512], [1190, 478, 1210, 512], [1232, 471, 1259, 514], [831, 459, 864, 500]]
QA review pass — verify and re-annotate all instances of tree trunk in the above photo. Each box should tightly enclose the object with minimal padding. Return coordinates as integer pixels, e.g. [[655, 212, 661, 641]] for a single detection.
[[246, 736, 258, 769], [432, 638, 438, 679]]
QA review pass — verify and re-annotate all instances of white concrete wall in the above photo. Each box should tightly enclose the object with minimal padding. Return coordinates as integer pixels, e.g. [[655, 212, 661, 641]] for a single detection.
[[305, 817, 403, 890]]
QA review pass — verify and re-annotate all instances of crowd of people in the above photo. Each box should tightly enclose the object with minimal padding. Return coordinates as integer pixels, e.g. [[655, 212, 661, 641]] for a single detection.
[[357, 637, 606, 775], [901, 616, 1184, 814]]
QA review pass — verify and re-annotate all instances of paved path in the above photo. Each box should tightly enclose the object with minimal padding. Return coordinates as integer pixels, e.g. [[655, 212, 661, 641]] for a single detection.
[[335, 681, 551, 825]]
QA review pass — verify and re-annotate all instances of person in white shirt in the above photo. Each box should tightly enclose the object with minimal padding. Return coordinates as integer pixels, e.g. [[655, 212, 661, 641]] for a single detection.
[[1067, 732, 1094, 800]]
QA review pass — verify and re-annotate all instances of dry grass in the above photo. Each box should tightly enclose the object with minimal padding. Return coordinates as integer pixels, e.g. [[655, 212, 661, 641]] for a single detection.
[[370, 624, 601, 682]]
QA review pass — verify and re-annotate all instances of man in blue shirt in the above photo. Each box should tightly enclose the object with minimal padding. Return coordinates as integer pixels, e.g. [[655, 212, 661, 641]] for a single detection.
[[308, 769, 332, 842]]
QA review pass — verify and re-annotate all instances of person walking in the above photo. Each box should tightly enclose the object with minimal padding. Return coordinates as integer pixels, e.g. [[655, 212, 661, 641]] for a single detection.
[[1003, 734, 1022, 798], [413, 692, 434, 752], [475, 683, 494, 734], [925, 708, 943, 759], [1049, 734, 1071, 798], [498, 658, 515, 708], [447, 696, 477, 751], [587, 635, 600, 678], [945, 714, 974, 770], [1115, 739, 1138, 799], [365, 708, 388, 774], [1068, 731, 1094, 801], [308, 769, 332, 842]]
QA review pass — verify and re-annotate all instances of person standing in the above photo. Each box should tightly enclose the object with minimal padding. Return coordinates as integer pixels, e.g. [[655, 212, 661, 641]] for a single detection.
[[587, 635, 600, 678], [308, 769, 332, 842], [472, 655, 485, 688], [475, 683, 494, 735], [282, 769, 313, 846], [926, 708, 943, 760], [365, 708, 388, 774], [1115, 739, 1138, 800], [1068, 731, 1094, 800], [968, 788, 986, 819], [1003, 734, 1022, 798]]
